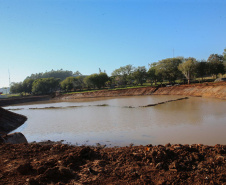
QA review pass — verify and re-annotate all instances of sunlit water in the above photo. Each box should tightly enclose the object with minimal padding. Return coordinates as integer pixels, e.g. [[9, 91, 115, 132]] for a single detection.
[[4, 95, 226, 146]]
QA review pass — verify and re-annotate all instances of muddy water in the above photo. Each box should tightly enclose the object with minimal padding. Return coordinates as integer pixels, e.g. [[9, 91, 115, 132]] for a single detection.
[[5, 95, 226, 146]]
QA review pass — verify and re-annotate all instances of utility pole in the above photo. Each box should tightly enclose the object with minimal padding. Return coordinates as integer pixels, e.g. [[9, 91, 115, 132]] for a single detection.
[[173, 48, 175, 58], [8, 69, 11, 94]]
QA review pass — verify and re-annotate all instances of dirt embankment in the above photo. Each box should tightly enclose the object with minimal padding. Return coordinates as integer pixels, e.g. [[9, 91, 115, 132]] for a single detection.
[[56, 87, 157, 100], [0, 96, 50, 107], [0, 107, 27, 135], [0, 143, 225, 184], [153, 82, 226, 99], [56, 82, 226, 100]]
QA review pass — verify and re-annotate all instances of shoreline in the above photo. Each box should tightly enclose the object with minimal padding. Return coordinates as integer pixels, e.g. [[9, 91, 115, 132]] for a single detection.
[[55, 82, 226, 101], [0, 82, 225, 107]]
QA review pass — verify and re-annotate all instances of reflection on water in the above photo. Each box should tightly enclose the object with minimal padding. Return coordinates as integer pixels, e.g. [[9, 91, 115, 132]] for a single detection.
[[5, 95, 226, 146]]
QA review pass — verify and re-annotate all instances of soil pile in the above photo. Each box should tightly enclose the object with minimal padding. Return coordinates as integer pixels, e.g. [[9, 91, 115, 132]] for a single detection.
[[0, 143, 225, 184]]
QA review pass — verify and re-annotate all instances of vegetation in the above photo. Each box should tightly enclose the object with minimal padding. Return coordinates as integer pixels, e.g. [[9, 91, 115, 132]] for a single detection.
[[178, 57, 197, 84], [32, 78, 60, 95], [111, 65, 135, 86], [154, 58, 183, 84], [26, 69, 73, 81], [9, 48, 226, 95], [61, 76, 85, 92]]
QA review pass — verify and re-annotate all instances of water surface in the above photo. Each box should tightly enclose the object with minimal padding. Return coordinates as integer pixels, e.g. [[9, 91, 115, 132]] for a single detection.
[[5, 95, 226, 146]]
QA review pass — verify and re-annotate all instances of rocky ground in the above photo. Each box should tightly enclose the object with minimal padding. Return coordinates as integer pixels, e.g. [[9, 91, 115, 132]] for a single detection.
[[0, 143, 225, 185]]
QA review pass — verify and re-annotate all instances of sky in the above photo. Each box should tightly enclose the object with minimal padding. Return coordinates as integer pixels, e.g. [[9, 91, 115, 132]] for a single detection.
[[0, 0, 226, 88]]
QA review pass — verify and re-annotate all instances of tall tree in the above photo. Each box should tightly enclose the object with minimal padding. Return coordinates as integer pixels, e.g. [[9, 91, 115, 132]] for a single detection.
[[147, 63, 164, 85], [61, 77, 77, 92], [223, 48, 226, 61], [207, 54, 225, 78], [195, 60, 208, 82], [133, 66, 147, 85], [10, 82, 23, 94], [178, 57, 197, 84], [22, 79, 34, 94], [223, 48, 226, 71], [111, 65, 135, 86], [32, 78, 60, 95], [88, 73, 109, 89], [155, 58, 183, 83]]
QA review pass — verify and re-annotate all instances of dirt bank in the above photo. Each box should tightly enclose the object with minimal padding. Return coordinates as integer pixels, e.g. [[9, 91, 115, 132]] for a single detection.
[[0, 143, 225, 184], [0, 95, 50, 107], [153, 82, 226, 99], [56, 82, 226, 100], [0, 107, 27, 135]]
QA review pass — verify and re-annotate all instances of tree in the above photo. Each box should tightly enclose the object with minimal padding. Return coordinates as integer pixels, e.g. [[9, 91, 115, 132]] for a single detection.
[[88, 73, 109, 89], [155, 58, 183, 83], [22, 79, 34, 94], [178, 57, 197, 84], [73, 71, 82, 76], [207, 54, 225, 78], [111, 65, 135, 86], [97, 72, 109, 89], [132, 66, 147, 85], [223, 48, 226, 71], [32, 78, 60, 95], [84, 76, 93, 89], [10, 82, 23, 94], [195, 60, 208, 82], [73, 76, 85, 90], [26, 69, 73, 81], [147, 63, 161, 85], [223, 48, 226, 61], [61, 77, 76, 92]]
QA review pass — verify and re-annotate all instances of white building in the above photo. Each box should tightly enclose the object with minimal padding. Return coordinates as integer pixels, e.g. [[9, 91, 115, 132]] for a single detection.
[[0, 87, 10, 94]]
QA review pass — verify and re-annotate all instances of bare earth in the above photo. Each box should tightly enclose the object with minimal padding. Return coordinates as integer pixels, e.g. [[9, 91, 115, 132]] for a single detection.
[[0, 143, 225, 184]]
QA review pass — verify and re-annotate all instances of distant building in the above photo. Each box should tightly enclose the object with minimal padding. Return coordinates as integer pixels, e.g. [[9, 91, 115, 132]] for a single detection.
[[0, 87, 10, 94]]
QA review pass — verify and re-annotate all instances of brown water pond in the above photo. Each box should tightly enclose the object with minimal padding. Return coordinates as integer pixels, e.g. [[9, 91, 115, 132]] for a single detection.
[[5, 95, 226, 146]]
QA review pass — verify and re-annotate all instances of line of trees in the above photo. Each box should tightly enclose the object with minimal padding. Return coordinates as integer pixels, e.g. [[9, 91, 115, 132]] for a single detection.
[[10, 49, 226, 95]]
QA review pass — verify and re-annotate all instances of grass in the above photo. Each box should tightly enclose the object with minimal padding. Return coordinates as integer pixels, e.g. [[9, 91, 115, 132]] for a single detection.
[[0, 93, 21, 98]]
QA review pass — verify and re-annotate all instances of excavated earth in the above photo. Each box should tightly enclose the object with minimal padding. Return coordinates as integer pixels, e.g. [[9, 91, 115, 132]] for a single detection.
[[56, 82, 226, 100], [0, 143, 225, 184]]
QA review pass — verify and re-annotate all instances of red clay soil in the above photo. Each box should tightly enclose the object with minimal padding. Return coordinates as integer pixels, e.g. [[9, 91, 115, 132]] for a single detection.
[[56, 82, 226, 101], [153, 82, 226, 100], [0, 143, 225, 185]]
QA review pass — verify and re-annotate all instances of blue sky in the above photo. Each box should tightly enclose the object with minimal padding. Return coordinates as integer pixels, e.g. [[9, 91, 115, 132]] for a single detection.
[[0, 0, 226, 88]]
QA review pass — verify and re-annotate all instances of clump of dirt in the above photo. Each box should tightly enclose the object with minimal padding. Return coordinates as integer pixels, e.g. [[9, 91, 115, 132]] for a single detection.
[[0, 143, 225, 184]]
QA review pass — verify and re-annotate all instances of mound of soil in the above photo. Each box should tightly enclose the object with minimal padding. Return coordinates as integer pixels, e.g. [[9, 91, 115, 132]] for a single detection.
[[0, 143, 225, 184]]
